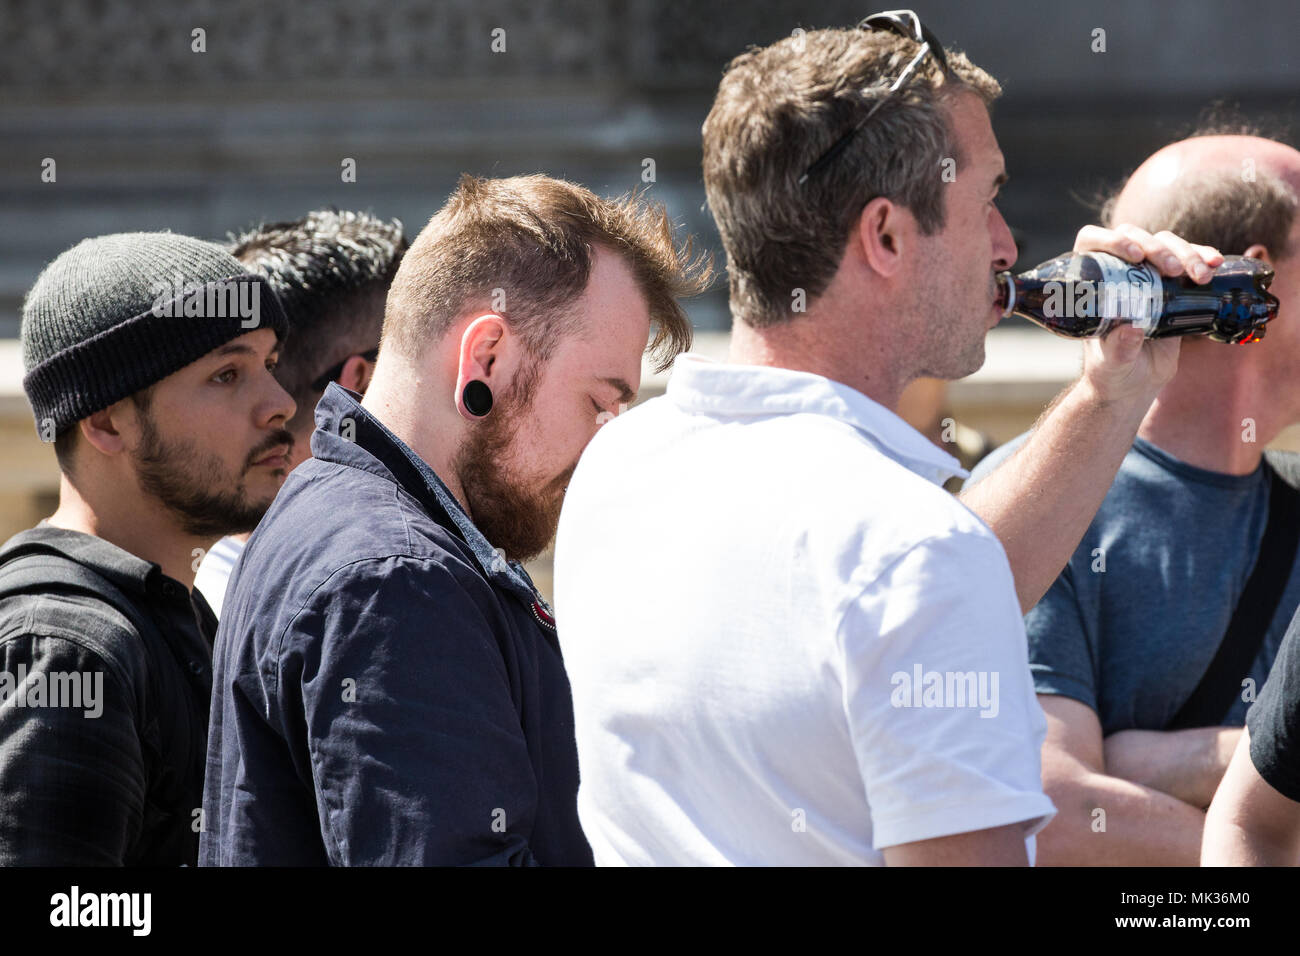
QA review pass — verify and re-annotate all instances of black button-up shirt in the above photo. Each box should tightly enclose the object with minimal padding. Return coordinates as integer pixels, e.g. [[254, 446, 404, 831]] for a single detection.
[[0, 524, 216, 865], [201, 383, 593, 865]]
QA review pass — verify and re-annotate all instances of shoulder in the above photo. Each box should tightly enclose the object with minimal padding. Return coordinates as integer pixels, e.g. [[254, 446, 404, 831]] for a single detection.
[[758, 417, 1008, 585], [0, 592, 148, 703], [235, 459, 480, 607], [283, 551, 502, 647]]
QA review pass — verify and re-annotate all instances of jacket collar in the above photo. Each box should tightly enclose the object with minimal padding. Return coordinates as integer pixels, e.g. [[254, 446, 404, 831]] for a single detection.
[[665, 353, 967, 486], [311, 383, 550, 610], [1, 524, 164, 597]]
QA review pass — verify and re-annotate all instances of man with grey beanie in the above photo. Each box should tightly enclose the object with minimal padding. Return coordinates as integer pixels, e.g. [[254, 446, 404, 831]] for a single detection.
[[0, 231, 293, 865]]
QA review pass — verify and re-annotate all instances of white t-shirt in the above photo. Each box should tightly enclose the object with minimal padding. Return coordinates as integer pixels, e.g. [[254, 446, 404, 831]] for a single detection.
[[193, 535, 246, 618], [553, 354, 1055, 866]]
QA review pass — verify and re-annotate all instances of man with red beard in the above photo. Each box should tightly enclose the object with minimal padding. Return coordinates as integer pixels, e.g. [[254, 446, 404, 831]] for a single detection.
[[0, 231, 294, 865], [201, 174, 710, 865]]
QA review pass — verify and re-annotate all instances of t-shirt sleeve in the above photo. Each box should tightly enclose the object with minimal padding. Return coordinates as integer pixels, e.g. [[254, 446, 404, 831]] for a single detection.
[[283, 556, 541, 866], [1022, 561, 1099, 712], [1246, 605, 1300, 803], [840, 530, 1057, 851]]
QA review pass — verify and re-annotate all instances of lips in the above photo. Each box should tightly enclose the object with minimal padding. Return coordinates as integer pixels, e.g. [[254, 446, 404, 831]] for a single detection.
[[252, 445, 291, 468]]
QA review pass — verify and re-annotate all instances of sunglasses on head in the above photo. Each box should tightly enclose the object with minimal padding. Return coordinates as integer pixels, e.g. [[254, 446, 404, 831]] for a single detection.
[[799, 9, 952, 186]]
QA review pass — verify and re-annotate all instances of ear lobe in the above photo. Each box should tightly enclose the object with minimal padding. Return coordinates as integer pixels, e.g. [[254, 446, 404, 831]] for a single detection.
[[454, 314, 507, 420]]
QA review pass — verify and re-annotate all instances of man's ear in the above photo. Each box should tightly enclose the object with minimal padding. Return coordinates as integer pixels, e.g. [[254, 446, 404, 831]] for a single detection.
[[1244, 243, 1271, 266], [339, 353, 375, 395], [855, 196, 909, 278], [79, 401, 132, 457], [453, 314, 507, 420]]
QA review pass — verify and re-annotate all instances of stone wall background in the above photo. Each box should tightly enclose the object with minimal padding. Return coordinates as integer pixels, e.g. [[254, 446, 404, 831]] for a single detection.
[[0, 0, 1297, 586], [2, 0, 1297, 335]]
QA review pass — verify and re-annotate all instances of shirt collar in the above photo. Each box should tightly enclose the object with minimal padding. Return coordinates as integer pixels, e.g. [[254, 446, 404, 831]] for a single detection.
[[665, 353, 967, 486], [0, 524, 200, 611], [311, 383, 548, 605]]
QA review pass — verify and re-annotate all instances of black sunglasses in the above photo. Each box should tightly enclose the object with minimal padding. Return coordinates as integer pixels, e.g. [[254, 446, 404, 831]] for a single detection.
[[798, 9, 951, 186], [310, 346, 380, 393]]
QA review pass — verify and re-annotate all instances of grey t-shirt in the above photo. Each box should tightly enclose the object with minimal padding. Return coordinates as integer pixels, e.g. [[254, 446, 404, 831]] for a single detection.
[[966, 436, 1300, 734]]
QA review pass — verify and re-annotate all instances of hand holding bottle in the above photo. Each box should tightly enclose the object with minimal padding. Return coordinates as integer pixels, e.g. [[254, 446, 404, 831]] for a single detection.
[[1063, 225, 1225, 406]]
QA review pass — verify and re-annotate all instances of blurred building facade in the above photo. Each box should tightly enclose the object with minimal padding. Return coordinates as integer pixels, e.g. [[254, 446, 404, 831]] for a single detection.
[[1, 0, 1297, 578]]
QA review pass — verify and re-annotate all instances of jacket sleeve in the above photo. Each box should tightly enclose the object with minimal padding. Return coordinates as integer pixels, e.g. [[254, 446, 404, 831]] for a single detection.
[[0, 630, 145, 865], [280, 555, 541, 865]]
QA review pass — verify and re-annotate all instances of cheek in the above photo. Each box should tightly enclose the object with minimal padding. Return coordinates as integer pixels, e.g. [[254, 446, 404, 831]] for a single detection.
[[516, 397, 594, 477]]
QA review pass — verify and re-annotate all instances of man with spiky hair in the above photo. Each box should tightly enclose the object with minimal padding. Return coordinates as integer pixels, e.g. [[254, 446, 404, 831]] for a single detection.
[[195, 210, 407, 616]]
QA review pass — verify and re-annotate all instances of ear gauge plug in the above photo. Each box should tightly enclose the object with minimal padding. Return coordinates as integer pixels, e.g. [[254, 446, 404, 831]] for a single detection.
[[462, 380, 493, 417]]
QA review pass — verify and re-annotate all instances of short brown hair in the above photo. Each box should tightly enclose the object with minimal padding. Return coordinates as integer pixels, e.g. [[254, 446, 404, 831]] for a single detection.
[[703, 26, 1001, 329], [382, 174, 712, 372], [1102, 169, 1298, 261]]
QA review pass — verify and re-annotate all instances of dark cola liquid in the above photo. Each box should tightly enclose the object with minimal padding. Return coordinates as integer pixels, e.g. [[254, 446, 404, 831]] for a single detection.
[[996, 253, 1280, 344]]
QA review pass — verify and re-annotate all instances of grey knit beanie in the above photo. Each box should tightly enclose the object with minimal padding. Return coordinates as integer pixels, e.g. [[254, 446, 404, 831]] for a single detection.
[[21, 231, 290, 436]]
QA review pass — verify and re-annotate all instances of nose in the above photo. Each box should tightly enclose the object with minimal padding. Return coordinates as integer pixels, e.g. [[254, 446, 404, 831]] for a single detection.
[[991, 206, 1018, 272], [261, 371, 297, 428]]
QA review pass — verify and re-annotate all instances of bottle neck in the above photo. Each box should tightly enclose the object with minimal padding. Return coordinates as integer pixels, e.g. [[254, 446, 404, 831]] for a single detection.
[[995, 272, 1015, 317]]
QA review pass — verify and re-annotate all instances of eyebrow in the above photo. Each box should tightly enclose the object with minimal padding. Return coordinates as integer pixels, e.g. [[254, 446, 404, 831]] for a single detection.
[[601, 376, 636, 405], [213, 341, 281, 359]]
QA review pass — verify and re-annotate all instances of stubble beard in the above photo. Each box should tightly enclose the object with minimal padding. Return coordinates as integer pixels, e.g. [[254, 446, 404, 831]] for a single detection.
[[132, 407, 286, 540]]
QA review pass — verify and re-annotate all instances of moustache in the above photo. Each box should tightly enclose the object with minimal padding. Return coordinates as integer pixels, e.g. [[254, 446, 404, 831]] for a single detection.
[[245, 428, 296, 471]]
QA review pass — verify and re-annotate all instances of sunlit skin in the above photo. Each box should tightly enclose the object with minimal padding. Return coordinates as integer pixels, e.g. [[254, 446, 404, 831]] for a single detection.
[[905, 92, 1017, 381], [360, 245, 651, 562], [46, 327, 296, 588], [1116, 135, 1300, 475]]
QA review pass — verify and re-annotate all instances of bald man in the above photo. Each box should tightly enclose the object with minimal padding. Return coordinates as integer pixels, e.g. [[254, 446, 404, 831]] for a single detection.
[[967, 130, 1300, 865]]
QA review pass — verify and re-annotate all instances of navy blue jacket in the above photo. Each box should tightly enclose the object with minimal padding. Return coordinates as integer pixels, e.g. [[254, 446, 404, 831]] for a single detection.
[[200, 384, 593, 866]]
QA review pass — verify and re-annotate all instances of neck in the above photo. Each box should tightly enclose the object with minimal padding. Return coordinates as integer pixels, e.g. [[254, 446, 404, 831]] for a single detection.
[[727, 303, 907, 412], [1138, 344, 1279, 475], [45, 475, 213, 590], [359, 360, 471, 513]]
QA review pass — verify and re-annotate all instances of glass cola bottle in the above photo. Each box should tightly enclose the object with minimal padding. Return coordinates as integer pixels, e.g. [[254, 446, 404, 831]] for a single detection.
[[995, 253, 1280, 344]]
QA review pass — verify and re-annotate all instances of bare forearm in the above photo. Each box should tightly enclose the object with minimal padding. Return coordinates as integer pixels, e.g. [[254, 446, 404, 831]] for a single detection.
[[1038, 771, 1205, 866], [1104, 727, 1240, 809], [959, 378, 1152, 612]]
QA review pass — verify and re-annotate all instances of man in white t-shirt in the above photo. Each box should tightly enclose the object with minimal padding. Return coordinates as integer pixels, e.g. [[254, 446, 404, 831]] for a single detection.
[[554, 19, 1223, 865], [194, 210, 405, 614]]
